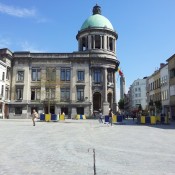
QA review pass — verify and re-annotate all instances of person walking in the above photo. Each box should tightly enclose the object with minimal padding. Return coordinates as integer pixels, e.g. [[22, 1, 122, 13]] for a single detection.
[[32, 109, 39, 126], [109, 109, 113, 126], [98, 109, 103, 123]]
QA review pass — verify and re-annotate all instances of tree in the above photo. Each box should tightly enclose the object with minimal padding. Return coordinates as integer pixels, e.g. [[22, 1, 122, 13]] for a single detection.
[[118, 99, 124, 110], [138, 104, 142, 111]]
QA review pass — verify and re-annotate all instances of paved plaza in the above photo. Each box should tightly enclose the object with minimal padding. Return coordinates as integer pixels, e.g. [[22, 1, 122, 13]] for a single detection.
[[0, 119, 175, 175]]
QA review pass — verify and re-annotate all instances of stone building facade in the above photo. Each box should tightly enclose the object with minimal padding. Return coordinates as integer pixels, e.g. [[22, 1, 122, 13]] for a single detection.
[[6, 5, 119, 119], [166, 54, 175, 120]]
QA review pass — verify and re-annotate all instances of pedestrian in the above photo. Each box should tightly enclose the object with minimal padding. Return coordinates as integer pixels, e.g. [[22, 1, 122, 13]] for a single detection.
[[98, 109, 103, 123], [109, 109, 113, 126], [32, 109, 39, 126], [132, 113, 135, 122]]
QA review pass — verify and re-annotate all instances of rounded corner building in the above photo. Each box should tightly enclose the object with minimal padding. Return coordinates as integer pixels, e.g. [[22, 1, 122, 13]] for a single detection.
[[7, 4, 120, 119]]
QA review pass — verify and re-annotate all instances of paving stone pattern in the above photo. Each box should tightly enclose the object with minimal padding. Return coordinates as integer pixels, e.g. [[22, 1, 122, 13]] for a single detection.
[[0, 119, 175, 175]]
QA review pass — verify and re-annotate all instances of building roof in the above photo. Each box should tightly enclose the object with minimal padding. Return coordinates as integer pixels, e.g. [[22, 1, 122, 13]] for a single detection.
[[80, 4, 114, 31], [166, 54, 175, 62]]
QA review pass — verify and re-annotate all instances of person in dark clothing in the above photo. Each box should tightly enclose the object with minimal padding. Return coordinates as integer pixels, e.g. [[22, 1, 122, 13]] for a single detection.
[[108, 109, 113, 126], [98, 109, 103, 123]]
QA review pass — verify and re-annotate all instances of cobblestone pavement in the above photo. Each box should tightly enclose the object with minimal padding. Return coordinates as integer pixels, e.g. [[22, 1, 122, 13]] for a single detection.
[[0, 119, 175, 175]]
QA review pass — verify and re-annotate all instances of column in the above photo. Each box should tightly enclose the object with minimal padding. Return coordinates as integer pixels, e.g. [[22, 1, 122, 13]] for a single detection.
[[103, 35, 107, 50], [114, 39, 116, 53], [55, 67, 60, 101], [103, 68, 109, 115], [107, 36, 109, 50], [100, 36, 102, 49], [104, 68, 107, 102], [113, 71, 117, 113], [40, 67, 46, 101], [88, 35, 91, 50], [78, 38, 82, 51], [89, 67, 92, 116], [93, 35, 95, 49]]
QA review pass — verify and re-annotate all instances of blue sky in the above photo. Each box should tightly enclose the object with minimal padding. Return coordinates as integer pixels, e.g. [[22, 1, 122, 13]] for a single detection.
[[0, 0, 175, 95]]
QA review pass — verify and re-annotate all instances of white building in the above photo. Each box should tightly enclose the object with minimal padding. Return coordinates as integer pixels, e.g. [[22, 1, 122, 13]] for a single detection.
[[0, 48, 12, 119], [130, 78, 147, 110]]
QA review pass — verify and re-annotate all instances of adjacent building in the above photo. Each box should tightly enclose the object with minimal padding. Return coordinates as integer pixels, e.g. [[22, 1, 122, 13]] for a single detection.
[[128, 78, 147, 112], [0, 48, 12, 119], [166, 54, 175, 120], [160, 63, 169, 116]]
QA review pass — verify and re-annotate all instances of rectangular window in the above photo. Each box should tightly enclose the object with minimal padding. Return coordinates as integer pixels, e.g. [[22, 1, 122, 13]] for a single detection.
[[32, 68, 41, 81], [94, 69, 101, 83], [170, 69, 175, 78], [107, 72, 113, 83], [61, 68, 70, 81], [15, 107, 22, 115], [2, 72, 5, 81], [77, 87, 84, 101], [16, 87, 23, 100], [61, 88, 70, 101], [6, 69, 10, 80], [31, 88, 40, 100], [46, 68, 56, 81], [46, 88, 55, 99], [1, 85, 4, 96], [77, 71, 84, 81], [17, 71, 24, 81], [5, 87, 9, 100]]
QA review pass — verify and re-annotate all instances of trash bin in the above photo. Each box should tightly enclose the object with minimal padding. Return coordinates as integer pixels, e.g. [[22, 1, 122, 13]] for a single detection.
[[79, 115, 86, 119], [141, 116, 145, 124], [105, 115, 109, 123], [150, 116, 156, 124], [117, 115, 123, 122], [112, 115, 117, 123], [45, 114, 51, 122], [156, 116, 161, 123], [40, 114, 45, 121], [145, 116, 150, 124], [161, 116, 165, 124], [51, 114, 57, 121], [60, 114, 65, 120]]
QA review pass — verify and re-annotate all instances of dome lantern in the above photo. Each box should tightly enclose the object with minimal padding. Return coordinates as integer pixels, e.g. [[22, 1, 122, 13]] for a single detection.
[[92, 4, 101, 15]]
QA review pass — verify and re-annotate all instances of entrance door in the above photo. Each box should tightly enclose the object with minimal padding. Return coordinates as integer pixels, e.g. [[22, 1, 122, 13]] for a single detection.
[[93, 92, 101, 111]]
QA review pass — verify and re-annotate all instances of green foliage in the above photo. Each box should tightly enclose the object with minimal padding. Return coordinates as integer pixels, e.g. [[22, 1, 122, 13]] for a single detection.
[[138, 104, 142, 111], [118, 99, 124, 110]]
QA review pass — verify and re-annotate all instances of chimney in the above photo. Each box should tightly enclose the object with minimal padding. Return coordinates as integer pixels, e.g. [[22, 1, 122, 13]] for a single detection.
[[160, 63, 165, 68]]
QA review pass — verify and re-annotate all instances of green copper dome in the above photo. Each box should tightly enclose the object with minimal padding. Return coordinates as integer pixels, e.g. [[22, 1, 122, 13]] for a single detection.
[[80, 4, 114, 31], [81, 14, 114, 31]]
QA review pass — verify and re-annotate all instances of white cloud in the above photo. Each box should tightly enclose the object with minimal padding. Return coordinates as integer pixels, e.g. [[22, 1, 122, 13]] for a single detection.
[[20, 41, 45, 52], [0, 38, 11, 48], [0, 2, 36, 18]]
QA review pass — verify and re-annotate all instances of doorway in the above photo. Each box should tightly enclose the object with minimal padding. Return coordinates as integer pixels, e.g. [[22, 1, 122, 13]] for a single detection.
[[93, 92, 101, 111]]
